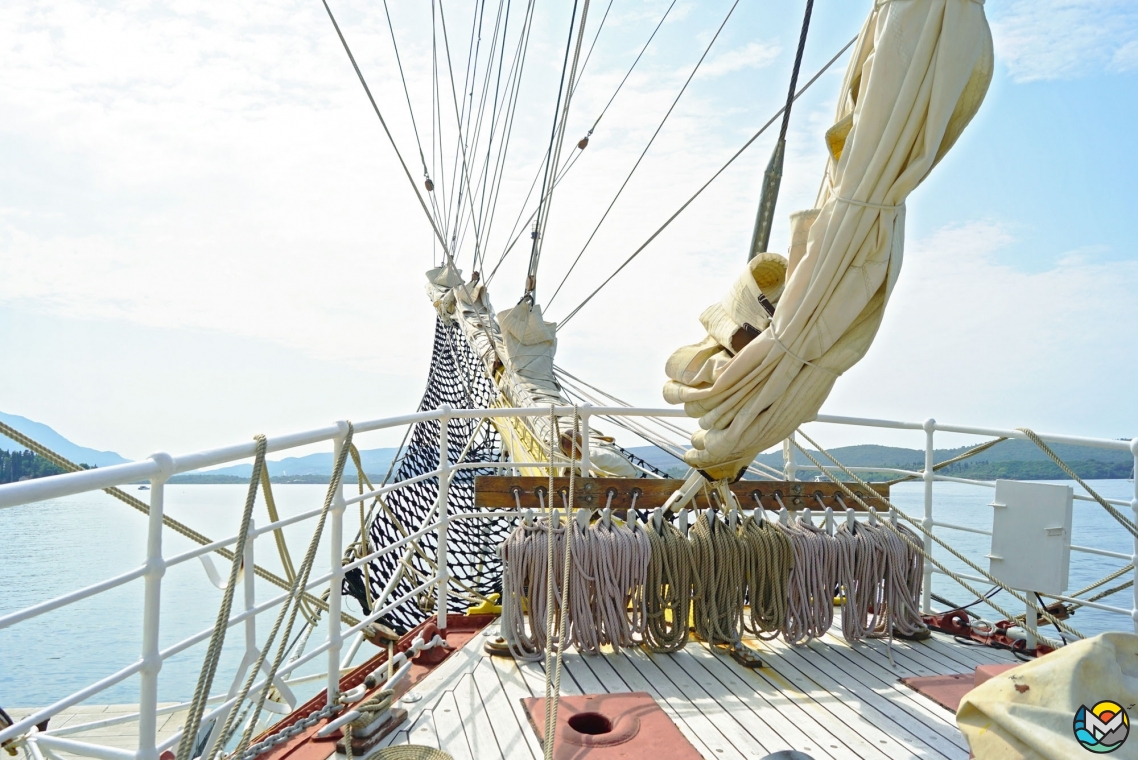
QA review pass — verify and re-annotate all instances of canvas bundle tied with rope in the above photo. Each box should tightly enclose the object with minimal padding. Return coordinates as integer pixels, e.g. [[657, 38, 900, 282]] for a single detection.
[[664, 0, 994, 480]]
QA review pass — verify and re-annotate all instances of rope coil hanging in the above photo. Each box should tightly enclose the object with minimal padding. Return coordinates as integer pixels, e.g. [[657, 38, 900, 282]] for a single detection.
[[739, 514, 793, 640], [690, 510, 746, 645], [643, 516, 694, 652]]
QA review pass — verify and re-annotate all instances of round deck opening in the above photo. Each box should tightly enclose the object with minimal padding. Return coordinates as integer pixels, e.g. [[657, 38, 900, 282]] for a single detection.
[[567, 712, 613, 735]]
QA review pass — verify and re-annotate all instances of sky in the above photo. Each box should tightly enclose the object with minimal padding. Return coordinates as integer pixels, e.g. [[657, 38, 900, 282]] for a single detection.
[[1, 0, 1135, 462]]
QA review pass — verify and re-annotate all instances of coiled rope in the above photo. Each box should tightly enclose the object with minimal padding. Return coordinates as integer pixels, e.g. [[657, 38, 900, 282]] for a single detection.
[[792, 428, 1082, 649], [782, 514, 839, 645], [342, 689, 396, 760], [739, 514, 793, 640], [690, 510, 745, 645], [643, 516, 694, 652]]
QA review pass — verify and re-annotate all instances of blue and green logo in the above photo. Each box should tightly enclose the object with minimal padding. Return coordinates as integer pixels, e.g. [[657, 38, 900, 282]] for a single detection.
[[1074, 700, 1129, 753]]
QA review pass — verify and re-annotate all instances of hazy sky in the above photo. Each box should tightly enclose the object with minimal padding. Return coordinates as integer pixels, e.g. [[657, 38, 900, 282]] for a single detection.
[[1, 0, 1136, 461]]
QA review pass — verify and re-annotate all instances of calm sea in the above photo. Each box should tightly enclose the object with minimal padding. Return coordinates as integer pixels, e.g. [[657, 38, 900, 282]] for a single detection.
[[1, 479, 1134, 708]]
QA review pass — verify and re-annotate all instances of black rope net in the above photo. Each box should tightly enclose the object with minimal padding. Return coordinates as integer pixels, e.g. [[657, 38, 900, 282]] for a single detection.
[[343, 317, 505, 633], [342, 316, 671, 633]]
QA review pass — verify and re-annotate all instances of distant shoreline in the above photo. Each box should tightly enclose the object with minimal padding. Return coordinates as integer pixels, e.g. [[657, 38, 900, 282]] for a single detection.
[[159, 473, 391, 485]]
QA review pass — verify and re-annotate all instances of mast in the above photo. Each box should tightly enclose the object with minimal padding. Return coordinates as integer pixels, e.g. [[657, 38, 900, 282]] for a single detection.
[[748, 0, 814, 260]]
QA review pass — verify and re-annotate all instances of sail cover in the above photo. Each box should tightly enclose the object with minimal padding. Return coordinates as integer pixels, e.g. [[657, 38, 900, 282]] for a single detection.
[[664, 0, 993, 478]]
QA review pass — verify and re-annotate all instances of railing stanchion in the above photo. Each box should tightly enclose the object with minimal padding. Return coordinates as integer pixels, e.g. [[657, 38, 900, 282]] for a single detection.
[[784, 433, 798, 481], [138, 453, 173, 760], [922, 419, 936, 614], [579, 406, 592, 477], [326, 422, 349, 707], [1130, 438, 1138, 633], [436, 407, 452, 632]]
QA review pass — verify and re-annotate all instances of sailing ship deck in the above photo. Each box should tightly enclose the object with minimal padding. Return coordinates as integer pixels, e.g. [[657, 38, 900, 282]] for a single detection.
[[371, 613, 1016, 760]]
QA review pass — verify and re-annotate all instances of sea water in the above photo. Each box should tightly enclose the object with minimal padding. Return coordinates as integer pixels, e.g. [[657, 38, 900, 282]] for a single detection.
[[0, 479, 1134, 708]]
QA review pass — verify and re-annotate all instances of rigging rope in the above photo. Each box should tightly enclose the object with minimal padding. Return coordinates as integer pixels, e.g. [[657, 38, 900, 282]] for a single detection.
[[749, 0, 814, 258], [0, 420, 355, 627], [437, 0, 492, 268], [175, 436, 268, 760], [545, 0, 740, 310], [542, 406, 577, 760], [475, 0, 539, 268], [221, 424, 356, 757], [379, 0, 443, 228], [523, 0, 591, 302], [1018, 427, 1138, 542], [882, 436, 1008, 486], [485, 0, 676, 288], [468, 0, 512, 272], [319, 0, 453, 262], [557, 34, 857, 327]]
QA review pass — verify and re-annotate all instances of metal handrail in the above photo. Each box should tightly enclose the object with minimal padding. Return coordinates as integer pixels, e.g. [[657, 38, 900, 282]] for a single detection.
[[1, 405, 1135, 757]]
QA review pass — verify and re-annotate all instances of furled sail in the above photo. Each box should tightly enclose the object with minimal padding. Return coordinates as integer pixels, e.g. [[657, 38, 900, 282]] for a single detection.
[[664, 0, 993, 479], [426, 265, 647, 476]]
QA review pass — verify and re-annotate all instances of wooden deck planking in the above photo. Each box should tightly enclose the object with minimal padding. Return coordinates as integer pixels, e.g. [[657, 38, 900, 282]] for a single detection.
[[471, 658, 538, 760], [296, 617, 1022, 760], [676, 646, 846, 760], [595, 647, 723, 759], [432, 690, 475, 760], [486, 655, 545, 758], [753, 636, 949, 760], [628, 645, 774, 758], [405, 708, 440, 749], [373, 628, 488, 753], [762, 634, 966, 759], [800, 639, 967, 750]]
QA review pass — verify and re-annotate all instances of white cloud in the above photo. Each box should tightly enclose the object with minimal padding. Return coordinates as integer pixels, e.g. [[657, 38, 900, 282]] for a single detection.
[[1112, 39, 1138, 72], [4, 0, 1133, 461], [698, 41, 781, 78], [991, 0, 1138, 82], [820, 220, 1138, 445]]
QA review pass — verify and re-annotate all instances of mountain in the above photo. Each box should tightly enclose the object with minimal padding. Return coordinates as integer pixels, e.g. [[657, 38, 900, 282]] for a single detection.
[[200, 448, 399, 479], [0, 411, 399, 483], [754, 439, 1134, 469], [629, 438, 1133, 481], [3, 409, 1128, 485], [0, 412, 130, 467]]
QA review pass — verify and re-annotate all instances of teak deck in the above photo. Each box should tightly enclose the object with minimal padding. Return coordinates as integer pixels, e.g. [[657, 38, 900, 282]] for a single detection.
[[368, 611, 1013, 760]]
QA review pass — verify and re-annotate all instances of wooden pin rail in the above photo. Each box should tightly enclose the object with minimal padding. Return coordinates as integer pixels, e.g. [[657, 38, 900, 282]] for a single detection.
[[472, 476, 889, 512]]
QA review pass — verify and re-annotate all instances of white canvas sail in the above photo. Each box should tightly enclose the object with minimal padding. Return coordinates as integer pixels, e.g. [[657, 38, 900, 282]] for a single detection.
[[664, 0, 994, 478]]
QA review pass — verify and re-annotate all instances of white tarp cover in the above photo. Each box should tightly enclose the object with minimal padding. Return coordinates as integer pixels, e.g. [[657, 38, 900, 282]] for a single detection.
[[957, 632, 1138, 759], [663, 0, 993, 478]]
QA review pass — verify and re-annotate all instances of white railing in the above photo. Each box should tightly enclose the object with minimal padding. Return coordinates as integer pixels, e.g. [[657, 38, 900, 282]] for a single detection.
[[1, 406, 1135, 760]]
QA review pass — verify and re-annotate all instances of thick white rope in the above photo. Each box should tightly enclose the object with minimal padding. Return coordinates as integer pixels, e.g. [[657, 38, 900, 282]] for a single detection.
[[781, 514, 839, 645], [644, 517, 694, 652], [690, 510, 745, 644], [739, 513, 793, 640], [793, 429, 1080, 649]]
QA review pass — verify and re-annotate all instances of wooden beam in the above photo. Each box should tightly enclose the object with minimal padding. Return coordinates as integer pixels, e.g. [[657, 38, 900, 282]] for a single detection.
[[473, 476, 889, 512]]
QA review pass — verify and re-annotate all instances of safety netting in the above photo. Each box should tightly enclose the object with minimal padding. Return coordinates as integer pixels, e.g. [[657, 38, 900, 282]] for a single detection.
[[342, 317, 506, 633], [342, 316, 670, 633]]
